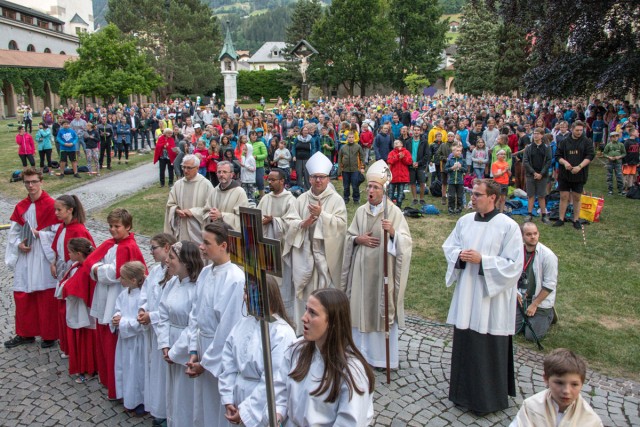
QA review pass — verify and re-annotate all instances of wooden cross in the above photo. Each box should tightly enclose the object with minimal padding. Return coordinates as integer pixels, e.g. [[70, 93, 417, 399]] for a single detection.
[[227, 206, 282, 427]]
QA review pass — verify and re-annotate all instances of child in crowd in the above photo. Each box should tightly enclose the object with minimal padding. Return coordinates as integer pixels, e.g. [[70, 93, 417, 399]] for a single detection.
[[273, 139, 292, 185], [602, 131, 626, 195], [319, 126, 335, 160], [360, 123, 374, 164], [86, 208, 146, 400], [592, 113, 605, 151], [622, 127, 639, 194], [510, 348, 603, 427], [60, 237, 97, 384], [240, 143, 256, 204], [445, 146, 467, 214], [111, 261, 148, 417], [386, 139, 412, 208], [206, 143, 220, 187], [471, 138, 489, 179], [491, 150, 510, 213], [137, 233, 176, 426], [193, 140, 208, 176]]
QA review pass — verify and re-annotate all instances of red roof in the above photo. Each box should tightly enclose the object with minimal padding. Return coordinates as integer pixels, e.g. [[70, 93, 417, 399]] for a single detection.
[[0, 49, 76, 69]]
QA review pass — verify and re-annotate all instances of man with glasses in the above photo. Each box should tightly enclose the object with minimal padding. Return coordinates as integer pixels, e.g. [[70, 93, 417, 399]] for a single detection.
[[442, 179, 523, 415], [289, 152, 347, 335], [164, 154, 214, 245], [257, 168, 301, 321], [205, 161, 249, 231], [5, 167, 61, 349]]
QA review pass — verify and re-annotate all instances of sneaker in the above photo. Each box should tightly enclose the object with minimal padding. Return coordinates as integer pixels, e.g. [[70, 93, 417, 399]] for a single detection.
[[73, 173, 81, 179], [60, 352, 69, 359], [75, 375, 87, 384], [412, 199, 419, 206], [4, 335, 35, 348], [608, 191, 613, 195], [524, 214, 534, 222], [541, 215, 550, 225], [573, 220, 582, 230], [41, 340, 56, 348], [419, 199, 426, 205], [618, 191, 624, 196], [107, 166, 112, 170], [552, 219, 565, 227]]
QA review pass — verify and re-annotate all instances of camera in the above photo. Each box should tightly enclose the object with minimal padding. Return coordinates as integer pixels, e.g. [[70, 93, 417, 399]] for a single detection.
[[517, 271, 529, 294]]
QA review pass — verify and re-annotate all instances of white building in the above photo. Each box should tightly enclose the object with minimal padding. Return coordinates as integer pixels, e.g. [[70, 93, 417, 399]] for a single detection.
[[247, 42, 289, 71], [17, 0, 94, 35]]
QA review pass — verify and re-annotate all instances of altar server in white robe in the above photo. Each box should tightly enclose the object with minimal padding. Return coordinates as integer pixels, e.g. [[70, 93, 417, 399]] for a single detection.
[[257, 168, 301, 322], [137, 233, 176, 425], [157, 241, 203, 427], [218, 276, 296, 427], [442, 178, 523, 414], [274, 288, 375, 426], [111, 261, 148, 415], [182, 222, 246, 427], [341, 160, 412, 369], [289, 152, 347, 335]]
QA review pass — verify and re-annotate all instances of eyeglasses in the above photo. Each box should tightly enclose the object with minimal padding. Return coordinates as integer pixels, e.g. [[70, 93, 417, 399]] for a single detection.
[[471, 192, 487, 198], [310, 175, 329, 181], [24, 180, 41, 186], [150, 245, 161, 251], [181, 165, 198, 170]]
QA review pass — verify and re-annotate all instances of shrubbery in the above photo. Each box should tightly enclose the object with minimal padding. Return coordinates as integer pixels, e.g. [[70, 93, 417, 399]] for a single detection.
[[237, 70, 291, 102]]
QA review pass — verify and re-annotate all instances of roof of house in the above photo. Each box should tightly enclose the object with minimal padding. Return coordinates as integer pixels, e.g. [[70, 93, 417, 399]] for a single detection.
[[0, 49, 75, 68], [69, 13, 88, 25], [0, 0, 64, 25], [219, 24, 238, 61], [247, 42, 288, 64]]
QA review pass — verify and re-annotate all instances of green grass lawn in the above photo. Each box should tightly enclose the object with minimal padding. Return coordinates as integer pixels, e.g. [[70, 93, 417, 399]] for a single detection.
[[0, 119, 153, 200], [95, 159, 640, 380]]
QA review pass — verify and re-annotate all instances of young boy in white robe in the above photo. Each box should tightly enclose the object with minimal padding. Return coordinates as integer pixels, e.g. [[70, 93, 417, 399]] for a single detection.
[[137, 233, 176, 426], [111, 261, 147, 417], [510, 348, 603, 427]]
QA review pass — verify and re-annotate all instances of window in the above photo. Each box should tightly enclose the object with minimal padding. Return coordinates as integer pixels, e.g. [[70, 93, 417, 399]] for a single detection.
[[259, 65, 265, 71], [38, 20, 49, 30], [2, 9, 16, 20], [272, 50, 279, 56], [44, 48, 51, 53], [27, 44, 35, 52], [60, 51, 66, 55], [8, 40, 18, 50], [21, 14, 34, 25]]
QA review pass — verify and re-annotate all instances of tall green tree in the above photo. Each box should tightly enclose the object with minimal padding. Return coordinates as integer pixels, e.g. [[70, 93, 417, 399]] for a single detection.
[[493, 22, 529, 96], [285, 0, 322, 46], [106, 0, 222, 97], [454, 0, 499, 96], [390, 0, 448, 91], [309, 0, 394, 96], [60, 24, 162, 102]]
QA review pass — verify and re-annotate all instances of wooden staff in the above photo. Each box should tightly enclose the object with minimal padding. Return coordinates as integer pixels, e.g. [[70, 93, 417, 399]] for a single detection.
[[383, 183, 391, 384]]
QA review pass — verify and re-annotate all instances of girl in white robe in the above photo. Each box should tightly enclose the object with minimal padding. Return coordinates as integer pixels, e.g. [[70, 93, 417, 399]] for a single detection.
[[111, 261, 147, 416], [273, 288, 375, 427], [138, 233, 176, 425], [218, 277, 297, 427], [156, 241, 204, 427]]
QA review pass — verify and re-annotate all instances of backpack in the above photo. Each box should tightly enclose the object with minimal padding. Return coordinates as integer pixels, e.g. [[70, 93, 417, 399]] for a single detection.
[[403, 207, 423, 218], [626, 185, 640, 200], [420, 204, 440, 215], [430, 179, 442, 197], [10, 170, 22, 183]]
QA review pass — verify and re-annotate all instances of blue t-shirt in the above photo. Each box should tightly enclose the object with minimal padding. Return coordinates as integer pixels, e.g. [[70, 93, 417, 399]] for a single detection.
[[457, 129, 469, 148], [592, 120, 604, 133], [411, 139, 420, 161], [57, 128, 78, 151]]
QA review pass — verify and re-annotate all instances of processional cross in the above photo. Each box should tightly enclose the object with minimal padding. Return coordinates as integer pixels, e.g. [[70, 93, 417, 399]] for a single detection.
[[228, 207, 282, 427]]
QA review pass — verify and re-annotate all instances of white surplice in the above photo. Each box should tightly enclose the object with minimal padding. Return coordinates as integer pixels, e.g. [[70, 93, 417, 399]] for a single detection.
[[139, 263, 168, 419], [111, 287, 147, 410], [219, 316, 296, 427], [188, 261, 246, 427], [90, 245, 125, 325], [273, 339, 374, 427], [157, 276, 197, 427]]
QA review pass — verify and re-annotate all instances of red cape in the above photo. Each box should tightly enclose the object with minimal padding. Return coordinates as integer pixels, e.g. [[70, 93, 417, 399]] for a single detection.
[[154, 135, 177, 164], [51, 221, 95, 262], [10, 191, 60, 230], [61, 261, 96, 307], [85, 233, 146, 279]]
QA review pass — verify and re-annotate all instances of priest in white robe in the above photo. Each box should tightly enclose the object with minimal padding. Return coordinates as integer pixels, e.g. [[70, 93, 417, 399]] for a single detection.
[[442, 178, 523, 414], [181, 222, 246, 427], [164, 154, 214, 245], [289, 152, 347, 335], [205, 161, 249, 231], [257, 168, 301, 323], [341, 160, 412, 369]]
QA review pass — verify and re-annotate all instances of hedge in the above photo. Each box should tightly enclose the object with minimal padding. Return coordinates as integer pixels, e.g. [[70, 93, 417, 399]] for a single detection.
[[237, 69, 291, 102]]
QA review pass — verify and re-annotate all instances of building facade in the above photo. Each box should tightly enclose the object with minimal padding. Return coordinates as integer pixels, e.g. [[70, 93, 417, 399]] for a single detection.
[[16, 0, 94, 35]]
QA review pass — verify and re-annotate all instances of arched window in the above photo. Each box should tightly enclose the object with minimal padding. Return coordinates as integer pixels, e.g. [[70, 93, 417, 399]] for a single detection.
[[8, 40, 18, 50], [44, 48, 51, 53], [27, 44, 36, 52], [60, 51, 66, 55]]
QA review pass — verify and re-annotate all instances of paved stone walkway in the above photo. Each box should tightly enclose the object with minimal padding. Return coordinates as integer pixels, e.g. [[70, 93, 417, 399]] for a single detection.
[[0, 165, 638, 426]]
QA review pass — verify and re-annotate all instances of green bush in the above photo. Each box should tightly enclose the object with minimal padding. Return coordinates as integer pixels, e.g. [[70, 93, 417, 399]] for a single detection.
[[238, 70, 290, 102]]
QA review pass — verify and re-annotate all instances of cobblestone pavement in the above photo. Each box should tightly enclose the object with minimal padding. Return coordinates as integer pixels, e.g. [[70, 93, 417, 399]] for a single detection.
[[0, 169, 638, 426]]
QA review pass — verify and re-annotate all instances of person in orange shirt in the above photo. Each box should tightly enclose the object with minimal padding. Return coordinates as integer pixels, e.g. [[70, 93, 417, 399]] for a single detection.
[[491, 150, 510, 213]]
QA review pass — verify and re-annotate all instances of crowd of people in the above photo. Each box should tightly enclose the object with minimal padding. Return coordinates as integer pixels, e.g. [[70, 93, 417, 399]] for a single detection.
[[7, 92, 632, 426]]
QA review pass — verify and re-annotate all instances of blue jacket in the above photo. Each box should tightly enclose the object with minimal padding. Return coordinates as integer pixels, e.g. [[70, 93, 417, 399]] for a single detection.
[[374, 132, 393, 162], [445, 156, 467, 184], [116, 123, 132, 145]]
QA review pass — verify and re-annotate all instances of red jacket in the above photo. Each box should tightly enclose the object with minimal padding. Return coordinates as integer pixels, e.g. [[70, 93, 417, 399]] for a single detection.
[[360, 130, 374, 148], [16, 133, 35, 155], [154, 135, 177, 164], [387, 147, 413, 183]]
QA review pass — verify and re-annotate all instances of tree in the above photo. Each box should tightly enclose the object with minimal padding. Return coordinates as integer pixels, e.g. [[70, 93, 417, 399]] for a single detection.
[[309, 0, 394, 96], [389, 0, 449, 91], [487, 0, 640, 98], [454, 0, 499, 96], [59, 24, 162, 103], [439, 0, 468, 14], [285, 0, 322, 47], [403, 74, 431, 95], [106, 0, 222, 97], [493, 22, 529, 96]]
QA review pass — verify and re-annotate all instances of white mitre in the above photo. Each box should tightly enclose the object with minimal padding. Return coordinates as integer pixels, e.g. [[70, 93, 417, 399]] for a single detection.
[[366, 159, 392, 185], [306, 152, 333, 175]]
